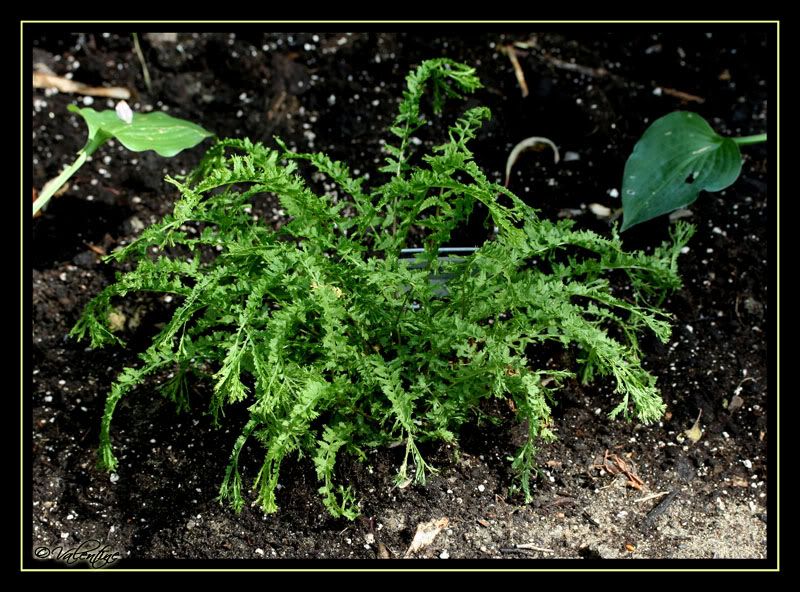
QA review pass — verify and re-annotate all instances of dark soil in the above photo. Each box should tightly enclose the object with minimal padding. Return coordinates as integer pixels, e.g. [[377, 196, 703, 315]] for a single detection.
[[29, 29, 772, 566]]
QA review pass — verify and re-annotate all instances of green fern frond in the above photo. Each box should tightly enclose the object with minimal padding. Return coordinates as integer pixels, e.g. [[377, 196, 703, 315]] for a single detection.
[[72, 59, 692, 518]]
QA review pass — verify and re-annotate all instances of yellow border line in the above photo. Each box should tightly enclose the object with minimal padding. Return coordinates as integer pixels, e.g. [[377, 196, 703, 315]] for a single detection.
[[774, 19, 780, 573], [21, 20, 779, 573], [18, 569, 782, 572], [20, 19, 25, 575], [20, 20, 780, 24], [17, 559, 779, 573]]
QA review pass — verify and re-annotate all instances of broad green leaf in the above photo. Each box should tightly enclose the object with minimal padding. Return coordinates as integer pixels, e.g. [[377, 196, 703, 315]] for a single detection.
[[68, 104, 213, 157], [621, 111, 741, 231]]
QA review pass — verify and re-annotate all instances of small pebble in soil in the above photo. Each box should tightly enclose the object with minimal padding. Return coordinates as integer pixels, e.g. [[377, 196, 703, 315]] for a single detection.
[[743, 298, 764, 316], [607, 188, 619, 198], [440, 550, 450, 559], [109, 473, 120, 483], [589, 203, 612, 218], [478, 484, 485, 492]]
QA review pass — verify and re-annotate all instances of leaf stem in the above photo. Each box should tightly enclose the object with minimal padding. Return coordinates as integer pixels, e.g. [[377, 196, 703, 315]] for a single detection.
[[732, 133, 767, 146], [33, 150, 88, 216]]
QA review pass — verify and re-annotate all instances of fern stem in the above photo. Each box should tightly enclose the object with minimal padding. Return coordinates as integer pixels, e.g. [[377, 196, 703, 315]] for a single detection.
[[390, 108, 414, 238], [33, 150, 88, 215]]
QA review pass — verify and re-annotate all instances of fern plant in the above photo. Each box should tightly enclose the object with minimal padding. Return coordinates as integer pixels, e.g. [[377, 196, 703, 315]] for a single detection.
[[71, 59, 693, 519]]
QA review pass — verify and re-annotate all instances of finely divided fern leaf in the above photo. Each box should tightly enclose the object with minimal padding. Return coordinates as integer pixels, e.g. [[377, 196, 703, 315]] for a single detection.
[[72, 59, 692, 518]]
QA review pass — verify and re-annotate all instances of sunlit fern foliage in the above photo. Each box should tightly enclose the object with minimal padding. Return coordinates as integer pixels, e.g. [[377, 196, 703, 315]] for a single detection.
[[71, 59, 693, 518]]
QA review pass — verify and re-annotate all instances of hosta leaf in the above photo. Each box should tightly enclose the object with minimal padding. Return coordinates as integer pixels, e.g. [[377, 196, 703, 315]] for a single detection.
[[621, 111, 741, 231], [68, 104, 214, 157]]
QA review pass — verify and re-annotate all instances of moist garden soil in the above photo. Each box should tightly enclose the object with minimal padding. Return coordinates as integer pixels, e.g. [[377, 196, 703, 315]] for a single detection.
[[30, 29, 772, 564]]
